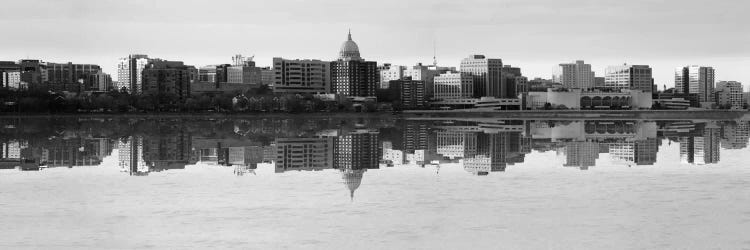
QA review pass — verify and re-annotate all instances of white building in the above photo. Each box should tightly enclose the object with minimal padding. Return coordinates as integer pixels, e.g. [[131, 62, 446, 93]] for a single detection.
[[1, 71, 21, 89], [117, 54, 150, 93], [523, 89, 652, 110], [433, 72, 473, 100], [559, 60, 595, 90], [604, 64, 653, 92]]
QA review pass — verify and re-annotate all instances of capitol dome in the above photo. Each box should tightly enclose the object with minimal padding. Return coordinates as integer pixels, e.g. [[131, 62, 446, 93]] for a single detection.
[[339, 30, 362, 61]]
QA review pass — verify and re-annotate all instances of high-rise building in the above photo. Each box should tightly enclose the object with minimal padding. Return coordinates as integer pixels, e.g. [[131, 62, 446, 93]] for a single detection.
[[378, 63, 405, 89], [460, 55, 505, 98], [433, 72, 473, 100], [501, 65, 522, 98], [675, 66, 715, 103], [141, 60, 192, 99], [272, 57, 331, 94], [604, 64, 653, 92], [715, 81, 744, 109], [331, 31, 378, 97], [117, 54, 150, 93], [559, 60, 595, 90]]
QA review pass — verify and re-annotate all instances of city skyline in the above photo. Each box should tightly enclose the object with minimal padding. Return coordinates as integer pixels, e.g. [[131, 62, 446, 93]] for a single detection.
[[0, 0, 748, 89]]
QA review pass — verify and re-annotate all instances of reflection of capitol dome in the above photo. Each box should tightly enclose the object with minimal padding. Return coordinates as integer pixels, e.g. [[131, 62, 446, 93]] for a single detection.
[[341, 169, 365, 201], [339, 30, 362, 61]]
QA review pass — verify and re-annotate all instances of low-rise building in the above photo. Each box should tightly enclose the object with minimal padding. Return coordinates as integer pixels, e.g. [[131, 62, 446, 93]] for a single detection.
[[523, 89, 652, 110]]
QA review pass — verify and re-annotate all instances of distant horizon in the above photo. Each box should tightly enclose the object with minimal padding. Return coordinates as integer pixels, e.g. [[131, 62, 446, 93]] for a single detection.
[[1, 0, 748, 89]]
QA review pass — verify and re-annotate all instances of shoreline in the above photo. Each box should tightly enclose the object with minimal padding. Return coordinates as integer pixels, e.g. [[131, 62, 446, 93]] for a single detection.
[[1, 109, 749, 120]]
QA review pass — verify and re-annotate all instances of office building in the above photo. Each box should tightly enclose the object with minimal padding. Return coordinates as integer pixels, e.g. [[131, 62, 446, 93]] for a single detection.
[[45, 62, 102, 92], [559, 60, 595, 90], [460, 55, 505, 98], [434, 72, 473, 100], [331, 31, 378, 97], [272, 57, 331, 94], [501, 65, 522, 97], [675, 66, 715, 103], [117, 54, 150, 93], [260, 67, 274, 86], [715, 81, 744, 109], [604, 64, 653, 92]]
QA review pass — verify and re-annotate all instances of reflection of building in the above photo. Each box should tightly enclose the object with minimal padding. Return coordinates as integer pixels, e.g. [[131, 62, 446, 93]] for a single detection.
[[721, 122, 750, 150], [561, 141, 599, 170], [334, 130, 380, 170], [119, 136, 148, 175], [609, 138, 658, 166], [464, 131, 525, 174], [274, 137, 334, 173], [119, 132, 191, 176], [341, 168, 365, 200], [42, 138, 110, 167], [680, 123, 720, 165]]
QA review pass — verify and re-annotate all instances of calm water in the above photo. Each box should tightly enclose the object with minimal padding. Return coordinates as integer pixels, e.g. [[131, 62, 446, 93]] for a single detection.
[[1, 117, 749, 249]]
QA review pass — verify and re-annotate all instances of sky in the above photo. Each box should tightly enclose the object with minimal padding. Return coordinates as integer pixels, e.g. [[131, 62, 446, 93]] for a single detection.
[[1, 0, 748, 89]]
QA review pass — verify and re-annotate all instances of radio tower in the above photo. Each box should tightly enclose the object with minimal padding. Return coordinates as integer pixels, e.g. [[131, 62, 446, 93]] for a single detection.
[[432, 39, 438, 67]]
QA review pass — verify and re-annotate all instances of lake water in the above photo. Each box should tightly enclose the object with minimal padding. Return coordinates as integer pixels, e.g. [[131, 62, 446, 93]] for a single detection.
[[1, 117, 749, 249]]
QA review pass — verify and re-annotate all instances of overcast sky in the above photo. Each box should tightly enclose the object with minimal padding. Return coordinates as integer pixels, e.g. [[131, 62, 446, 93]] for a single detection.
[[1, 0, 748, 88]]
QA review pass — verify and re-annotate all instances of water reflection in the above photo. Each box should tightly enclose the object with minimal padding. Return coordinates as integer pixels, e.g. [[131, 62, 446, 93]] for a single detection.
[[1, 117, 748, 176]]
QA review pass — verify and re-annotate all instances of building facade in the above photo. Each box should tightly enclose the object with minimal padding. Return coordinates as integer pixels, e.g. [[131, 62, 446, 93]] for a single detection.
[[604, 64, 653, 92], [45, 62, 102, 92], [559, 60, 595, 90], [272, 57, 331, 94], [378, 63, 405, 89], [460, 55, 505, 98], [117, 54, 150, 93], [141, 60, 192, 99], [715, 81, 744, 109], [675, 66, 715, 103], [433, 72, 473, 100], [331, 31, 378, 98]]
